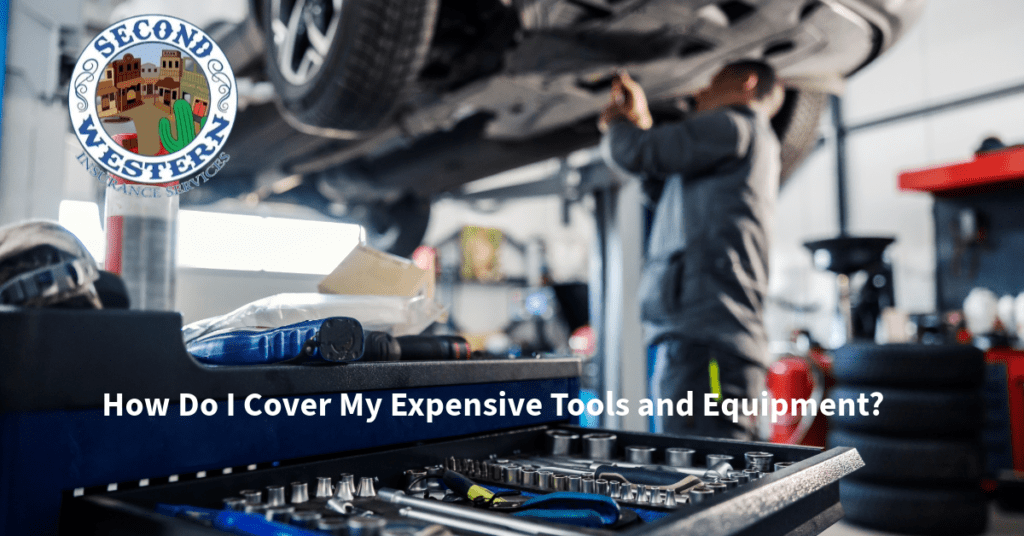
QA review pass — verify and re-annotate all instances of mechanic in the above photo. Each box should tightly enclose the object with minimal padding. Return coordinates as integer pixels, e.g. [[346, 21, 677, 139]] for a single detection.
[[599, 61, 784, 439]]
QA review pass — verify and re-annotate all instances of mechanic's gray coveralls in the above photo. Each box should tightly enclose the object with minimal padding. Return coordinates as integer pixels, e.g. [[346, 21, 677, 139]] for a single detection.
[[603, 106, 780, 438]]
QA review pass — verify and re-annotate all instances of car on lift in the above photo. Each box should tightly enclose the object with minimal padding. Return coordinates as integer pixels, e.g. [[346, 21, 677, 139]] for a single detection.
[[199, 0, 925, 255]]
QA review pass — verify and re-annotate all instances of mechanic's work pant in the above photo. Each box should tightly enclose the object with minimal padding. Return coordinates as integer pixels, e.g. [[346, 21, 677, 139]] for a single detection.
[[650, 339, 756, 439]]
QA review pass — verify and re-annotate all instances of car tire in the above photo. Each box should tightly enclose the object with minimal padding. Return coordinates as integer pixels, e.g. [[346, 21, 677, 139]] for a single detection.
[[263, 0, 439, 134], [839, 480, 988, 535], [829, 385, 983, 437], [360, 195, 431, 258], [827, 429, 982, 485], [772, 89, 828, 184], [833, 343, 985, 388]]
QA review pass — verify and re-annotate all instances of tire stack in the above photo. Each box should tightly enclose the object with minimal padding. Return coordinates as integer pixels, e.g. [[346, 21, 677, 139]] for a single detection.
[[826, 343, 988, 535]]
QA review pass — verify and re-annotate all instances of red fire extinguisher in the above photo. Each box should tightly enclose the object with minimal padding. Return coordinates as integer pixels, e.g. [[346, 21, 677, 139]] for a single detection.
[[767, 331, 835, 447]]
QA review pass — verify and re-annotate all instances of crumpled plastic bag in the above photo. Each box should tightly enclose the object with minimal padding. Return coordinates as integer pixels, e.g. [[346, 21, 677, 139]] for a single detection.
[[182, 292, 447, 344]]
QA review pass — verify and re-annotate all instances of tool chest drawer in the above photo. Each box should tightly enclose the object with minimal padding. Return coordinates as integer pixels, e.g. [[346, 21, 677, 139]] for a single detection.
[[60, 425, 864, 536]]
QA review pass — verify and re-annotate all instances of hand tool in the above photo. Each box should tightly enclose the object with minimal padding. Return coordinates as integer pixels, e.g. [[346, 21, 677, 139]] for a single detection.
[[650, 487, 665, 505], [523, 455, 725, 480], [223, 497, 246, 511], [266, 486, 286, 507], [545, 430, 580, 456], [705, 461, 734, 479], [398, 508, 532, 536], [689, 486, 714, 503], [636, 485, 650, 504], [334, 474, 356, 501], [506, 456, 706, 492], [607, 480, 621, 499], [625, 445, 656, 464], [188, 317, 365, 365], [706, 454, 734, 468], [442, 469, 511, 505], [380, 489, 586, 536], [290, 510, 322, 529], [291, 482, 309, 504], [504, 465, 522, 485], [743, 469, 762, 481], [316, 477, 333, 499], [665, 447, 695, 467], [595, 479, 609, 496], [581, 477, 595, 494], [391, 334, 473, 361], [775, 461, 795, 471], [744, 451, 774, 472], [356, 477, 377, 498], [582, 433, 616, 460]]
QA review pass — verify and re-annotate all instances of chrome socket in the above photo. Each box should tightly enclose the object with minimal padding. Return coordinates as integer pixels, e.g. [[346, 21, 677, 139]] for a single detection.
[[545, 429, 581, 456], [568, 475, 582, 492], [705, 482, 727, 494], [775, 461, 795, 472], [553, 475, 568, 491], [537, 471, 554, 490], [596, 479, 610, 496], [665, 447, 696, 467], [582, 433, 617, 461], [356, 477, 377, 498], [689, 487, 714, 504], [315, 477, 333, 499], [334, 474, 356, 501], [744, 452, 774, 473], [625, 445, 656, 465], [608, 480, 621, 499], [581, 477, 596, 494], [266, 486, 286, 507], [404, 469, 428, 493], [521, 468, 539, 488], [743, 469, 762, 481], [706, 454, 734, 468], [241, 490, 262, 505], [290, 482, 309, 504], [720, 478, 740, 489], [727, 470, 749, 484], [664, 490, 678, 507]]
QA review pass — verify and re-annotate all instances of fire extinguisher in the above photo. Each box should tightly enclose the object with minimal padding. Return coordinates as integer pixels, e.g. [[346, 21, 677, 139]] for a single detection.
[[767, 330, 835, 447]]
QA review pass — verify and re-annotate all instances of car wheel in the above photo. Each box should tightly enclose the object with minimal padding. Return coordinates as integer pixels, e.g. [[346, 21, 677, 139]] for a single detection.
[[772, 89, 828, 184], [827, 429, 982, 485], [356, 195, 431, 258], [829, 385, 983, 438], [263, 0, 439, 134], [839, 480, 988, 535], [833, 343, 985, 389]]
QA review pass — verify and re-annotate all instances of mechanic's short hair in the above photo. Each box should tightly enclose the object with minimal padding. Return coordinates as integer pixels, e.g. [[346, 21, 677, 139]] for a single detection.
[[723, 60, 776, 100]]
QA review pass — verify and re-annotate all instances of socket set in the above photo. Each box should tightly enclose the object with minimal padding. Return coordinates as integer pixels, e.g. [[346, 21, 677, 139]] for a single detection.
[[445, 430, 797, 510], [61, 424, 865, 536]]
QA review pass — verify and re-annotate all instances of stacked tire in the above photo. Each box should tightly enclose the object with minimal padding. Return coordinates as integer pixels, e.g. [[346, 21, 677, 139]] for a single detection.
[[826, 343, 988, 535]]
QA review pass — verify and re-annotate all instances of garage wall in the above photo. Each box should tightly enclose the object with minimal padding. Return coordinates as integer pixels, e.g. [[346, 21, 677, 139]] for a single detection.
[[768, 0, 1024, 348]]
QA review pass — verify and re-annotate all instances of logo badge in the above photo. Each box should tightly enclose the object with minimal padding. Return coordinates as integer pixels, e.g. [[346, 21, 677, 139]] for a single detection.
[[69, 15, 237, 192]]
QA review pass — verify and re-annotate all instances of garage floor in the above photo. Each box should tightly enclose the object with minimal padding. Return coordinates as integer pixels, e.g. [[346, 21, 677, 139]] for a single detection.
[[821, 507, 1024, 536]]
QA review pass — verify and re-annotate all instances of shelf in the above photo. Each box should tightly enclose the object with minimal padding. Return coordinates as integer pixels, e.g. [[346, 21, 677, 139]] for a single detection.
[[898, 145, 1024, 195]]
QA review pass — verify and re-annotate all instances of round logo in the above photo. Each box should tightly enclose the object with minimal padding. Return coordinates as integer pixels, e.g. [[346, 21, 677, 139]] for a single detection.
[[69, 15, 237, 185]]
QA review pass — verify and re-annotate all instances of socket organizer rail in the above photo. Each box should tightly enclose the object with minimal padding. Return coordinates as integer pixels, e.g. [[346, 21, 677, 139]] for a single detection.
[[61, 425, 865, 535]]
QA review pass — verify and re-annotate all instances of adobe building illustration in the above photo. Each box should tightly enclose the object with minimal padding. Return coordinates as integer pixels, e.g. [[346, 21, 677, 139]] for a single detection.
[[95, 46, 211, 156]]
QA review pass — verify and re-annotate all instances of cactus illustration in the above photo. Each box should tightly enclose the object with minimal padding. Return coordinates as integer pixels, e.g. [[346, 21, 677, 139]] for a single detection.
[[158, 99, 206, 153]]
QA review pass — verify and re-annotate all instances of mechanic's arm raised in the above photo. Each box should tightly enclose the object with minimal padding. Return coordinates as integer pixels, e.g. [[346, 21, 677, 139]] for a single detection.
[[599, 73, 749, 178]]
